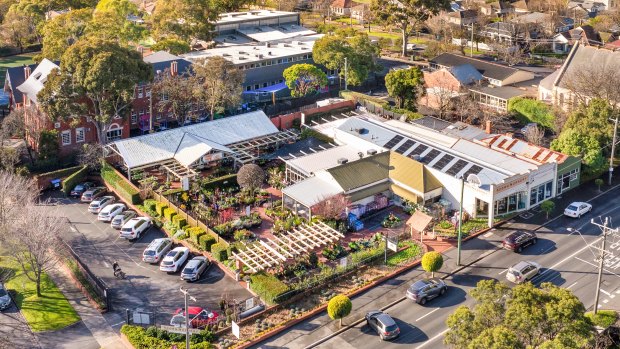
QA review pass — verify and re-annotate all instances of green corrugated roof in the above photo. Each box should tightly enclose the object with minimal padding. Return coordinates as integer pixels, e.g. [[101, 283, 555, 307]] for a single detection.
[[327, 152, 390, 191]]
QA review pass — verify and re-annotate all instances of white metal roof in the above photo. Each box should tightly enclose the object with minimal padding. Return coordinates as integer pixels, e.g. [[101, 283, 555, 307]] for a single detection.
[[287, 144, 378, 176], [143, 51, 182, 64], [113, 110, 278, 168], [16, 59, 59, 104], [236, 24, 316, 42], [282, 175, 344, 208], [216, 10, 297, 24]]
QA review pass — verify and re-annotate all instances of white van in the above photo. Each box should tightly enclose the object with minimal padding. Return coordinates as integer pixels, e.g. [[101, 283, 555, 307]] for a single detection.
[[120, 217, 151, 240], [142, 238, 173, 264]]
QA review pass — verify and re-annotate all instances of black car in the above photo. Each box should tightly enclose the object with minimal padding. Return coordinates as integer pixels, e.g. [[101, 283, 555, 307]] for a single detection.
[[502, 230, 537, 253], [406, 278, 448, 305], [70, 182, 94, 197], [365, 311, 400, 340]]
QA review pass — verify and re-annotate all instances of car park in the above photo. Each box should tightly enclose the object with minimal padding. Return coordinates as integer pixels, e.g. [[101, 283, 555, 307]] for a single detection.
[[97, 203, 126, 222], [0, 283, 11, 311], [506, 261, 541, 284], [365, 310, 400, 340], [88, 196, 115, 213], [502, 230, 537, 253], [70, 182, 94, 197], [181, 256, 210, 282], [406, 278, 447, 305], [564, 202, 592, 218], [160, 247, 190, 273], [111, 210, 137, 229], [142, 238, 173, 263], [81, 187, 106, 202], [170, 307, 219, 328], [120, 217, 151, 240]]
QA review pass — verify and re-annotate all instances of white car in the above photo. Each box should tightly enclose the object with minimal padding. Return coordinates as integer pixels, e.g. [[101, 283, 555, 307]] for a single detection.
[[160, 247, 190, 273], [97, 203, 126, 222], [111, 210, 137, 229], [88, 196, 115, 213], [564, 202, 592, 218], [119, 217, 151, 240], [506, 261, 541, 284]]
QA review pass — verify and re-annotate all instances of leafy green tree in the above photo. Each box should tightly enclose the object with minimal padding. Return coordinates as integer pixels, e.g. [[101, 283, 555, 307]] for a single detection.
[[37, 8, 92, 61], [193, 56, 244, 120], [371, 0, 450, 56], [38, 39, 153, 144], [88, 0, 145, 44], [551, 129, 606, 176], [0, 0, 19, 23], [150, 0, 217, 42], [444, 280, 594, 349], [385, 67, 424, 110], [327, 294, 352, 327], [421, 251, 443, 277], [312, 31, 381, 87], [0, 7, 39, 52], [563, 98, 614, 147], [151, 38, 190, 55], [540, 200, 555, 219], [283, 64, 328, 98], [507, 97, 556, 130]]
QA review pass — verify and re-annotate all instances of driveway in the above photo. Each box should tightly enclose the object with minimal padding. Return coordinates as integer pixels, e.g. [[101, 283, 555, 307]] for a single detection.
[[51, 193, 253, 327], [0, 302, 39, 349]]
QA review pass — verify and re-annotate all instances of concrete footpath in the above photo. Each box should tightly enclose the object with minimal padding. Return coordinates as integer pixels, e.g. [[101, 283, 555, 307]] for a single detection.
[[252, 175, 620, 349], [43, 265, 127, 349]]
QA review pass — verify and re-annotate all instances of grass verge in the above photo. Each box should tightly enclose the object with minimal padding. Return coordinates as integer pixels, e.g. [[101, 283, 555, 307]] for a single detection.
[[387, 241, 423, 267], [586, 310, 618, 328], [0, 256, 80, 332]]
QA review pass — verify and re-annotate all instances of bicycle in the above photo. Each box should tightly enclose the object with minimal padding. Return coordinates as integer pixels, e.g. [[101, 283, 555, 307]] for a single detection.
[[114, 269, 126, 280]]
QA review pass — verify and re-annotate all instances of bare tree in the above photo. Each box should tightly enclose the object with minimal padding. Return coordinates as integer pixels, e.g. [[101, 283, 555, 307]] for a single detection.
[[311, 0, 332, 22], [563, 64, 620, 113], [311, 194, 350, 220], [1, 106, 46, 164], [524, 125, 545, 145], [77, 143, 104, 171], [193, 57, 245, 120], [452, 94, 480, 122], [237, 164, 265, 195], [151, 68, 199, 126], [0, 171, 37, 228]]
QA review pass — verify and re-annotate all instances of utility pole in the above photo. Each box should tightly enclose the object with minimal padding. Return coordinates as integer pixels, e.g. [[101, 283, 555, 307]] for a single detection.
[[590, 218, 616, 314], [344, 57, 348, 91], [470, 23, 474, 57], [609, 116, 619, 185], [457, 175, 465, 266], [180, 287, 196, 349]]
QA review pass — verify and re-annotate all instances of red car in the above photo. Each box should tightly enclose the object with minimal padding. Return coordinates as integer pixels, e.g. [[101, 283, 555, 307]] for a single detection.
[[170, 307, 219, 329]]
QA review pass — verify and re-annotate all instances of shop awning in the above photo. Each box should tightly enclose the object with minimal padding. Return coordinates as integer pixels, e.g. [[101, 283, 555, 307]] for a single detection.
[[242, 82, 288, 94], [406, 210, 433, 233], [390, 184, 421, 204], [347, 181, 390, 203]]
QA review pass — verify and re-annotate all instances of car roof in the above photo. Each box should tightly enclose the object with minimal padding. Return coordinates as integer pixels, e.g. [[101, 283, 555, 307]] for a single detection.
[[186, 259, 203, 267], [511, 261, 535, 271], [411, 279, 432, 289], [569, 201, 586, 205], [505, 230, 532, 239], [172, 246, 189, 252], [376, 313, 396, 326]]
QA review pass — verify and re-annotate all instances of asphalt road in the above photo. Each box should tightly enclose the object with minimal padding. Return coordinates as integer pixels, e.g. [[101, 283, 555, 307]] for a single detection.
[[52, 194, 253, 328], [315, 188, 620, 349]]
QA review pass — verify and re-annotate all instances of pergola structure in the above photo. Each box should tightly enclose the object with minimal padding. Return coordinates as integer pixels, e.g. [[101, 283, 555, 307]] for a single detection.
[[227, 129, 298, 165], [233, 221, 344, 273]]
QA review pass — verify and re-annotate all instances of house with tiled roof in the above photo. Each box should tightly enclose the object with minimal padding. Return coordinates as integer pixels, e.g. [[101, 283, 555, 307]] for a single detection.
[[551, 25, 602, 53], [330, 0, 360, 17]]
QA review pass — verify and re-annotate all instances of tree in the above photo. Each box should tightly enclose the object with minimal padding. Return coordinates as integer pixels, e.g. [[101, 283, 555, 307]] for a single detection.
[[77, 143, 103, 171], [540, 200, 555, 219], [562, 99, 614, 147], [312, 31, 381, 87], [267, 167, 285, 190], [150, 0, 218, 42], [508, 97, 556, 131], [311, 194, 350, 220], [37, 39, 153, 144], [193, 56, 244, 120], [283, 64, 328, 98], [237, 164, 265, 195], [37, 8, 92, 61], [151, 38, 191, 55], [563, 63, 620, 113], [88, 0, 146, 44], [444, 280, 594, 349], [0, 8, 39, 52], [1, 106, 45, 164], [151, 68, 198, 126], [327, 294, 352, 327], [421, 251, 443, 277], [385, 67, 424, 110], [0, 0, 19, 23], [551, 129, 606, 176], [371, 0, 450, 56], [523, 125, 545, 146], [595, 178, 604, 192]]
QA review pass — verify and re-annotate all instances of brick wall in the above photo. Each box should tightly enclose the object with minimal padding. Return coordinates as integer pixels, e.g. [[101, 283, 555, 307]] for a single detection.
[[270, 100, 355, 130]]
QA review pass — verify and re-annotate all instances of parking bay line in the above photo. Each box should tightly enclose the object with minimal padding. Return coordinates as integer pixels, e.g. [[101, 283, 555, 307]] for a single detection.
[[416, 308, 440, 322]]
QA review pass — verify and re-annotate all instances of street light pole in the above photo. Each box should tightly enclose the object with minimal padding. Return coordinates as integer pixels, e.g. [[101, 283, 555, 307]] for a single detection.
[[608, 116, 619, 185], [457, 176, 465, 266], [344, 57, 348, 91], [180, 287, 196, 349], [594, 218, 610, 315]]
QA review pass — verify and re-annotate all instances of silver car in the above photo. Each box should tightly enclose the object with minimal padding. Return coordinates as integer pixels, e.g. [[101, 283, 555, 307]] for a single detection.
[[181, 256, 210, 282], [111, 210, 137, 229], [506, 261, 542, 284], [88, 196, 115, 213], [0, 284, 12, 310], [365, 311, 400, 340]]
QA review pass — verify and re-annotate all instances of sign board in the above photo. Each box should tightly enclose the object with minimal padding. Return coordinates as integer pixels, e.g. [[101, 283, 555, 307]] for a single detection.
[[132, 312, 150, 325], [387, 240, 398, 252], [181, 176, 190, 191], [245, 297, 255, 310], [160, 325, 202, 335], [339, 256, 348, 267], [232, 321, 240, 339], [246, 205, 251, 216]]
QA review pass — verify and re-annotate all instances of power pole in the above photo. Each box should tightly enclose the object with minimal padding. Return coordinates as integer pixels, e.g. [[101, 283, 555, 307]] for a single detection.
[[344, 57, 348, 91], [590, 218, 615, 314], [457, 176, 465, 266], [470, 23, 474, 57], [180, 287, 196, 349], [609, 116, 619, 185]]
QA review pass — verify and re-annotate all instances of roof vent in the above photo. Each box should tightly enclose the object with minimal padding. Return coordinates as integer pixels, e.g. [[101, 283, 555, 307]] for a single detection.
[[358, 152, 364, 159], [357, 128, 368, 134], [367, 149, 378, 155], [337, 158, 349, 164]]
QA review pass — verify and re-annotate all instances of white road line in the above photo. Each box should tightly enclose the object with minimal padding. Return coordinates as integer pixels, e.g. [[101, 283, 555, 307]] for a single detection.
[[102, 261, 110, 268], [498, 269, 508, 275], [600, 288, 612, 296], [416, 308, 440, 322], [111, 321, 126, 327], [414, 328, 450, 349], [69, 226, 77, 233], [574, 256, 620, 279], [566, 281, 578, 289], [483, 232, 493, 237], [604, 299, 609, 303], [533, 237, 603, 280]]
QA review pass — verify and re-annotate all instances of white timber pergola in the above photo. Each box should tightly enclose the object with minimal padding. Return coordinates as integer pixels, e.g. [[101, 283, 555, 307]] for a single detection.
[[233, 221, 344, 273], [227, 129, 298, 165]]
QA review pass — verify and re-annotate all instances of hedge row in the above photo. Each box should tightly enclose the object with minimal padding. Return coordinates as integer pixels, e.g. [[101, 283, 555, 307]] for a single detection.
[[37, 165, 84, 181], [120, 325, 213, 349], [61, 165, 88, 195], [163, 208, 176, 221], [101, 162, 141, 204], [201, 174, 237, 190], [172, 215, 186, 229], [250, 272, 290, 305], [211, 243, 228, 262]]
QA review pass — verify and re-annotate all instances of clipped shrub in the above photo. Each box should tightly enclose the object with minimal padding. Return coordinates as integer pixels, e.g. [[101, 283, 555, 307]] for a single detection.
[[144, 199, 157, 212], [61, 165, 88, 195], [163, 208, 177, 221], [249, 272, 290, 305], [187, 227, 206, 243], [211, 243, 228, 262], [101, 162, 141, 204], [172, 215, 187, 229], [199, 234, 217, 252], [155, 202, 168, 217]]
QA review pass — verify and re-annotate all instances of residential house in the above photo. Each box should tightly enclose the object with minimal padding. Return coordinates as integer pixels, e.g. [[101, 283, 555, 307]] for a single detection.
[[479, 1, 514, 16], [443, 9, 478, 26], [421, 64, 482, 109], [481, 22, 524, 44], [551, 25, 601, 53], [605, 39, 620, 50], [511, 12, 574, 38], [330, 0, 359, 17], [539, 43, 620, 109], [351, 3, 370, 23], [568, 0, 606, 20]]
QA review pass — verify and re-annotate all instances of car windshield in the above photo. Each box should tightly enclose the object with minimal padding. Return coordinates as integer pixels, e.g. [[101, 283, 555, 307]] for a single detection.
[[0, 289, 6, 297], [385, 324, 398, 332], [568, 205, 578, 211], [183, 267, 195, 273], [74, 185, 83, 190], [121, 228, 131, 232], [162, 260, 173, 266], [144, 250, 156, 256]]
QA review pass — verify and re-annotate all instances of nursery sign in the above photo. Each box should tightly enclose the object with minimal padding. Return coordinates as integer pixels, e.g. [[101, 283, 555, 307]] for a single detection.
[[387, 240, 398, 252], [232, 321, 240, 339]]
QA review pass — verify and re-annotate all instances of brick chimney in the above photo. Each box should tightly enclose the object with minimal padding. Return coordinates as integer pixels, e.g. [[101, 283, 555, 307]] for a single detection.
[[170, 61, 178, 76], [24, 65, 31, 80], [485, 120, 492, 134]]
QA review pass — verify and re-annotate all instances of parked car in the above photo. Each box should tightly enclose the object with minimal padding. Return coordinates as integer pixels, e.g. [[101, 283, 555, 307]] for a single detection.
[[97, 203, 126, 222], [170, 307, 218, 328], [365, 311, 400, 340], [142, 238, 173, 263], [564, 202, 592, 218], [502, 230, 537, 253], [160, 247, 190, 273], [406, 278, 448, 305], [81, 187, 106, 202], [70, 182, 94, 197], [111, 210, 137, 229], [119, 217, 151, 240], [506, 260, 541, 284], [88, 196, 115, 213], [0, 284, 11, 311], [181, 256, 210, 282]]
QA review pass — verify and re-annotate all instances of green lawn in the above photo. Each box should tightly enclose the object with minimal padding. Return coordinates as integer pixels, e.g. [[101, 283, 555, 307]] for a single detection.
[[0, 53, 37, 83], [334, 18, 361, 25], [368, 31, 400, 40], [387, 241, 423, 266], [0, 256, 80, 332]]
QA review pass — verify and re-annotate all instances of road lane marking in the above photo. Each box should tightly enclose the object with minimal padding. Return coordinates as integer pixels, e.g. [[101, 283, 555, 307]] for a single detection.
[[567, 282, 578, 289], [415, 308, 440, 322], [483, 232, 493, 237], [498, 269, 508, 275], [532, 237, 603, 281], [414, 328, 450, 349], [600, 288, 612, 296], [574, 256, 620, 279]]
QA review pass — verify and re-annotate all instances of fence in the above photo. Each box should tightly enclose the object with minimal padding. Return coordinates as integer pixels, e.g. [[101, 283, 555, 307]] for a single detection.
[[358, 99, 405, 120], [270, 99, 355, 130]]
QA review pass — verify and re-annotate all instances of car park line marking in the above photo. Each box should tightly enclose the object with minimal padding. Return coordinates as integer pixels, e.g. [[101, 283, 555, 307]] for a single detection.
[[415, 308, 440, 322], [566, 281, 578, 289], [111, 321, 126, 327], [414, 328, 450, 349], [604, 299, 609, 303], [102, 261, 110, 268]]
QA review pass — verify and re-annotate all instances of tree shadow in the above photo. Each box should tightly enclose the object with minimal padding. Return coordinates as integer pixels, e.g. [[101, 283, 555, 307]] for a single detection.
[[448, 272, 497, 288]]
